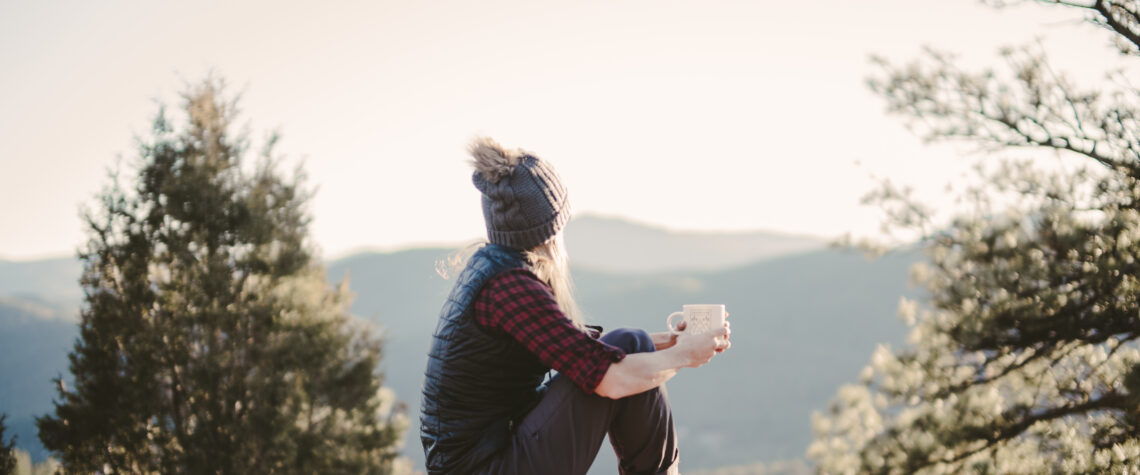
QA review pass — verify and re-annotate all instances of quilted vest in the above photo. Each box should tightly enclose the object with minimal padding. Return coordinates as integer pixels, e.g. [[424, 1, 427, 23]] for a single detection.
[[420, 244, 549, 474]]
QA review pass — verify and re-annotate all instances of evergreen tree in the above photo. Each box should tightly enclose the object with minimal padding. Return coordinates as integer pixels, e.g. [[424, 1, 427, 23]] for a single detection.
[[810, 1, 1140, 473], [1, 415, 16, 475], [36, 78, 405, 474]]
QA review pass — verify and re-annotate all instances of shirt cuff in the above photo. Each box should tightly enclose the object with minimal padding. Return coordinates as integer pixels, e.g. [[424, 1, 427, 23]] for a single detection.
[[580, 340, 626, 392]]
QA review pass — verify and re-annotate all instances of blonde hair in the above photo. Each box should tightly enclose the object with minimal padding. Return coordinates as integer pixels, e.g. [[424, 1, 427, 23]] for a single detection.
[[523, 233, 584, 327], [437, 233, 585, 327]]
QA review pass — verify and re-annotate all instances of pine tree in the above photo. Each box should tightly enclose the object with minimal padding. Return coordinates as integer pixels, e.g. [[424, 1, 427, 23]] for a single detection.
[[36, 78, 405, 474], [0, 415, 16, 475], [809, 1, 1140, 473]]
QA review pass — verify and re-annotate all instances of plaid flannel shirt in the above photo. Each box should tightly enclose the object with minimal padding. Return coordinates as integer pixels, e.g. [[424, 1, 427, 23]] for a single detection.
[[473, 269, 626, 392]]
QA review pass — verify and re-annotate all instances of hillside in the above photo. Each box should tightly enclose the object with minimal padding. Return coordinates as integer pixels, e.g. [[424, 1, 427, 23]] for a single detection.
[[0, 298, 77, 463]]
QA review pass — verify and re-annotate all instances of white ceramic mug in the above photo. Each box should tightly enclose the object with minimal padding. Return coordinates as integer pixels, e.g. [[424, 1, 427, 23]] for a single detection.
[[666, 304, 726, 335]]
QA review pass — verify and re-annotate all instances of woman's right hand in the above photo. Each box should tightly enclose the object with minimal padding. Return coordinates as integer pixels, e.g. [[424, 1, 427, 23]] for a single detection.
[[673, 324, 731, 368]]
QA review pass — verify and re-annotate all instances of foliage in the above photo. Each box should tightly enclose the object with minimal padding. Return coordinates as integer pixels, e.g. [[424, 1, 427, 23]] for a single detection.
[[1, 415, 17, 475], [36, 78, 405, 474], [810, 1, 1140, 473]]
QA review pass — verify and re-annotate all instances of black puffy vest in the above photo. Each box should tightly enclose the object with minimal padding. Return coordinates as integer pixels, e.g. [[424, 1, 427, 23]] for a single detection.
[[420, 244, 549, 474]]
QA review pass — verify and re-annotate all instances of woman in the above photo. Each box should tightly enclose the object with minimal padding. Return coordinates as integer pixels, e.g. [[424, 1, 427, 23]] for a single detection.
[[420, 137, 731, 475]]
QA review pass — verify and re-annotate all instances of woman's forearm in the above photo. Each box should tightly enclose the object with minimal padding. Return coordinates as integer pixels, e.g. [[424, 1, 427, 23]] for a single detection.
[[595, 325, 727, 399], [594, 348, 685, 399]]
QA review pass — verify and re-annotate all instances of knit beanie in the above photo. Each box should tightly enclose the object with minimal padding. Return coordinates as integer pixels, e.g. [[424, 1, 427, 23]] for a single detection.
[[469, 136, 570, 250]]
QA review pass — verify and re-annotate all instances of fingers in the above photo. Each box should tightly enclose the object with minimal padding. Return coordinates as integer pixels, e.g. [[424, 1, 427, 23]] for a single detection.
[[679, 325, 732, 366], [714, 323, 731, 354]]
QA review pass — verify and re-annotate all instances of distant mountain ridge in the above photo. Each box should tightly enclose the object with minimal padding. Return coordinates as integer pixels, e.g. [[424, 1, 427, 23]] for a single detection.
[[0, 215, 914, 471], [0, 214, 824, 301], [0, 258, 83, 314], [564, 215, 828, 273]]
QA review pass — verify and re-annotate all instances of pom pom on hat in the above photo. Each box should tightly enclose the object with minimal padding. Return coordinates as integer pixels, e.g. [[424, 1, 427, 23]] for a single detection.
[[468, 136, 522, 183]]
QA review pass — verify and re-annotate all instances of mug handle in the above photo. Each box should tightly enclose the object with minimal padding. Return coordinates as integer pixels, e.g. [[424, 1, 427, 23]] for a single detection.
[[666, 312, 684, 335]]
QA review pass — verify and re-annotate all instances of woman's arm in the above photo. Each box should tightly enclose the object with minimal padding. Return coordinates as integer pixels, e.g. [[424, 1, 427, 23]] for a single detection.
[[595, 325, 730, 399]]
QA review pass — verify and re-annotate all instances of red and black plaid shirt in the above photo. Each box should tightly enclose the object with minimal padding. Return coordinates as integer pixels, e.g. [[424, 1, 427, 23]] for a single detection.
[[473, 269, 626, 392]]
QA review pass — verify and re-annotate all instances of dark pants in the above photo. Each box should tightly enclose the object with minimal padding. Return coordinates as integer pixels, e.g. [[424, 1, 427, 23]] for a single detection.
[[479, 328, 679, 475]]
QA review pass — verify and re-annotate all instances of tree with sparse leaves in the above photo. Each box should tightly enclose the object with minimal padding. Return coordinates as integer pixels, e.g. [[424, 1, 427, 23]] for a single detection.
[[810, 1, 1140, 473], [36, 78, 405, 474]]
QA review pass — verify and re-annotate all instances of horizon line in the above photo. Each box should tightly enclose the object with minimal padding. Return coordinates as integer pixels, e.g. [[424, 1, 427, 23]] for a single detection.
[[1, 213, 838, 263]]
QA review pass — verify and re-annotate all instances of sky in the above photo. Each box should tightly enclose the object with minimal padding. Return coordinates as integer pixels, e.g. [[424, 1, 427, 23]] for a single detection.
[[0, 0, 1124, 261]]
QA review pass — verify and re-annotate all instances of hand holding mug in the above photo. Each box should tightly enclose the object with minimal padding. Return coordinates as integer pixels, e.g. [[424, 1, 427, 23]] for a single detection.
[[666, 304, 731, 366], [674, 325, 730, 368]]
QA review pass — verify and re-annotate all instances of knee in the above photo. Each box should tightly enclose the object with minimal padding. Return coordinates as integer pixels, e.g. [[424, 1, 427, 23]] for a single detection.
[[600, 328, 655, 354]]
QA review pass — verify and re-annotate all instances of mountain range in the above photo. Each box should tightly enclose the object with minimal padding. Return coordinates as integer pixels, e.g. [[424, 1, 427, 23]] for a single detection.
[[0, 215, 919, 472], [563, 215, 827, 273]]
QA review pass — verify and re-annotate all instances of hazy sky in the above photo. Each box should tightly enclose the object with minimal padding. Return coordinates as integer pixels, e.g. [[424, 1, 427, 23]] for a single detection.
[[0, 0, 1122, 260]]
